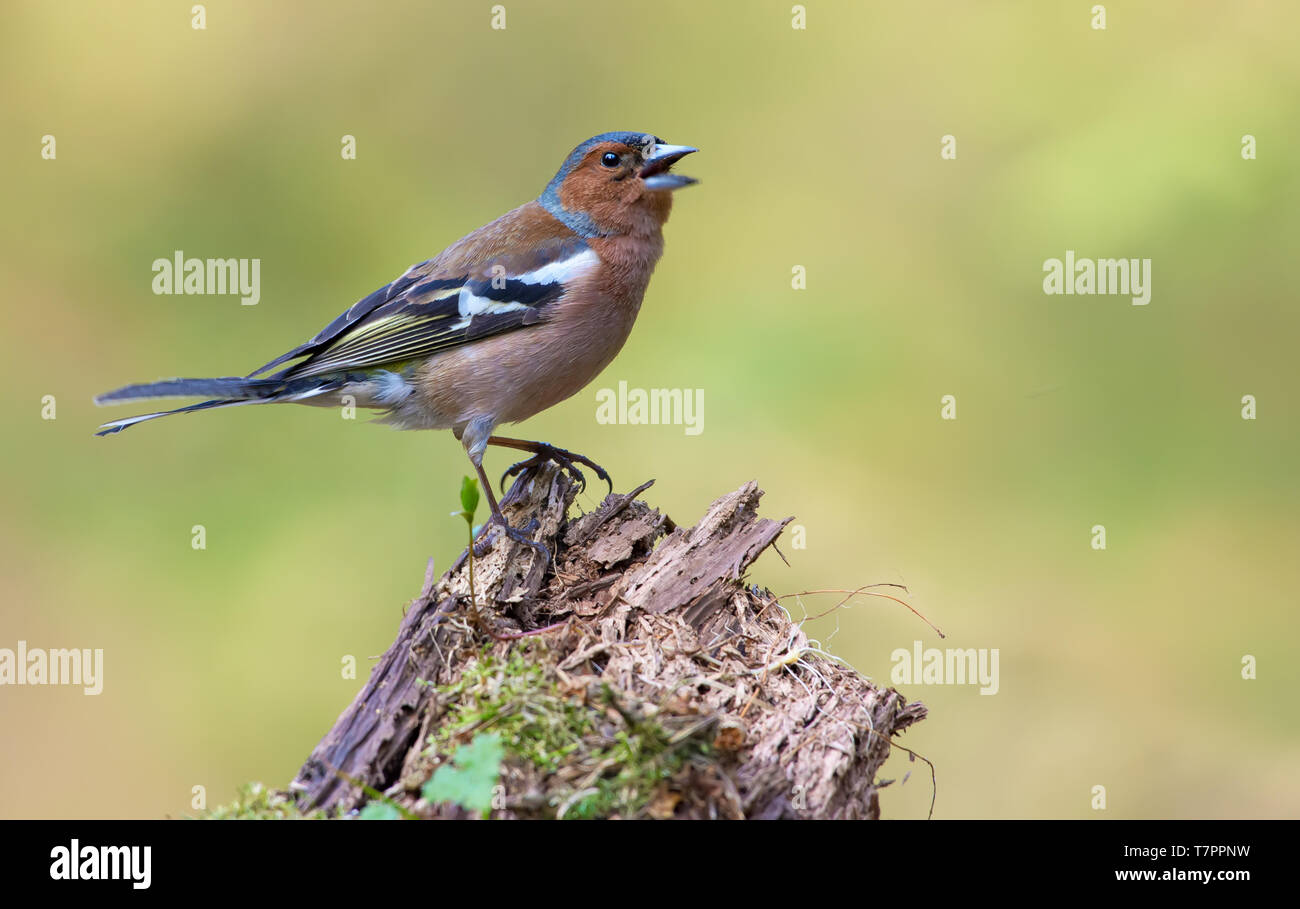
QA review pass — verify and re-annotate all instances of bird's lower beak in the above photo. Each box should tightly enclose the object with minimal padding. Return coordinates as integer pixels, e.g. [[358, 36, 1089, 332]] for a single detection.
[[640, 144, 698, 190]]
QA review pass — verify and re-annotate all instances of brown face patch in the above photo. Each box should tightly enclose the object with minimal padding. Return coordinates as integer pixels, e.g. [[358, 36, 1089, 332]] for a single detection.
[[557, 142, 673, 236], [561, 142, 634, 197]]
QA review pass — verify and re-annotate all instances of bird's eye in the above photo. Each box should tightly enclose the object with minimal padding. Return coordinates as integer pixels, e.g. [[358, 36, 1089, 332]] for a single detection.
[[601, 152, 620, 168]]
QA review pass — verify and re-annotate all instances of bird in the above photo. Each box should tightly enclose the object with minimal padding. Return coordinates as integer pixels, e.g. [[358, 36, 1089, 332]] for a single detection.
[[95, 131, 698, 557]]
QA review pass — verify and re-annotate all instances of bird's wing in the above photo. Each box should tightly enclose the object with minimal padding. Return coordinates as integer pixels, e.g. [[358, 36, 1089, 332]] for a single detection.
[[247, 217, 596, 381]]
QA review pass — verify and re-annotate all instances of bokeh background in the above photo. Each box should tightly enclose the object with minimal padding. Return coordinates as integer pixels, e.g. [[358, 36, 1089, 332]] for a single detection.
[[2, 0, 1296, 819]]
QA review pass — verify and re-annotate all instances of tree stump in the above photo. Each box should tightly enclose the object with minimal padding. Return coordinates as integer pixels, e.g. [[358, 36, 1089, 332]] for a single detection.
[[290, 465, 927, 819]]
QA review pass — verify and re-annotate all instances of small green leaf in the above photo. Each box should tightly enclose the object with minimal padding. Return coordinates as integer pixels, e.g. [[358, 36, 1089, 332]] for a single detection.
[[359, 800, 402, 820], [421, 732, 503, 816], [459, 476, 480, 524]]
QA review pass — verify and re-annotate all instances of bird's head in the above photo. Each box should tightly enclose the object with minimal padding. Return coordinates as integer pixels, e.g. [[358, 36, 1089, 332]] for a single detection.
[[539, 132, 698, 238]]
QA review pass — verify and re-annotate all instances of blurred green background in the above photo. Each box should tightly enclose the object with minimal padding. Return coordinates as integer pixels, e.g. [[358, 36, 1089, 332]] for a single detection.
[[2, 0, 1297, 819]]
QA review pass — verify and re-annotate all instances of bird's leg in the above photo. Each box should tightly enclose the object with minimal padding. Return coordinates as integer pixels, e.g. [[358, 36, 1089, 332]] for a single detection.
[[488, 435, 613, 496], [470, 460, 550, 563], [460, 417, 550, 562]]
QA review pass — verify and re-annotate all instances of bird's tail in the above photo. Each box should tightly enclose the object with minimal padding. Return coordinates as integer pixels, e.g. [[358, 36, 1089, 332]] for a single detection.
[[94, 397, 256, 435], [95, 376, 275, 405], [94, 375, 342, 436]]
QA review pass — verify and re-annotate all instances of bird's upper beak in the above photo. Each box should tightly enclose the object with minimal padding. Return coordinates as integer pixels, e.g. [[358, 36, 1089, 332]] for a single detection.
[[640, 144, 698, 191]]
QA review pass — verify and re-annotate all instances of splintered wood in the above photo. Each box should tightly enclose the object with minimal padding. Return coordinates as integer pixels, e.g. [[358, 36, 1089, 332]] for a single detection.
[[291, 464, 926, 819]]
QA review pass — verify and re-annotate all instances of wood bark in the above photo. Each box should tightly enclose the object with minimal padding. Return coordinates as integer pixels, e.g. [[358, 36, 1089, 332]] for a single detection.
[[291, 465, 927, 818]]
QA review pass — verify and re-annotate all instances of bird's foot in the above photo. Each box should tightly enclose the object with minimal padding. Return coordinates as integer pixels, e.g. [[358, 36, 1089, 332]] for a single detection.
[[500, 443, 613, 496], [472, 515, 550, 563]]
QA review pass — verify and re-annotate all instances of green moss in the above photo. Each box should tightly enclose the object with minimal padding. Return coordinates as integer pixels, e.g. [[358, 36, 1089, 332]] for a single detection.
[[204, 643, 716, 820], [427, 646, 589, 772], [197, 782, 336, 820], [423, 644, 712, 819]]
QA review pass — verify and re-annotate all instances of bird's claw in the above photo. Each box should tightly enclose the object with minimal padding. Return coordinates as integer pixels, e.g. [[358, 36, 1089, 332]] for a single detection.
[[499, 443, 613, 496]]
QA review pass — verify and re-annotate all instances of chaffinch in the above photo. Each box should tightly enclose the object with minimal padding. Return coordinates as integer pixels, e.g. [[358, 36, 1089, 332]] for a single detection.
[[96, 131, 698, 554]]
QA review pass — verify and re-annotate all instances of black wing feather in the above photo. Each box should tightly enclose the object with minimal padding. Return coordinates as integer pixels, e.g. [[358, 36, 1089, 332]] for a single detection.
[[244, 236, 588, 382]]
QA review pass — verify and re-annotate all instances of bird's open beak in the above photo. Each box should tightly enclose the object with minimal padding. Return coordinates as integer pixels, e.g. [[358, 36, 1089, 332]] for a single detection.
[[640, 144, 698, 190]]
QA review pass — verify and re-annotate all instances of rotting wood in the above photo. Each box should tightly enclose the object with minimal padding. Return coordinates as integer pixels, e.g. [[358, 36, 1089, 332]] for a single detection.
[[290, 464, 927, 818]]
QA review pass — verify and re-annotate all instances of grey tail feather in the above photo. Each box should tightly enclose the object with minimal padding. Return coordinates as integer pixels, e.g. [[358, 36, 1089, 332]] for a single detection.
[[94, 374, 350, 436], [94, 376, 273, 404], [95, 398, 254, 436]]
